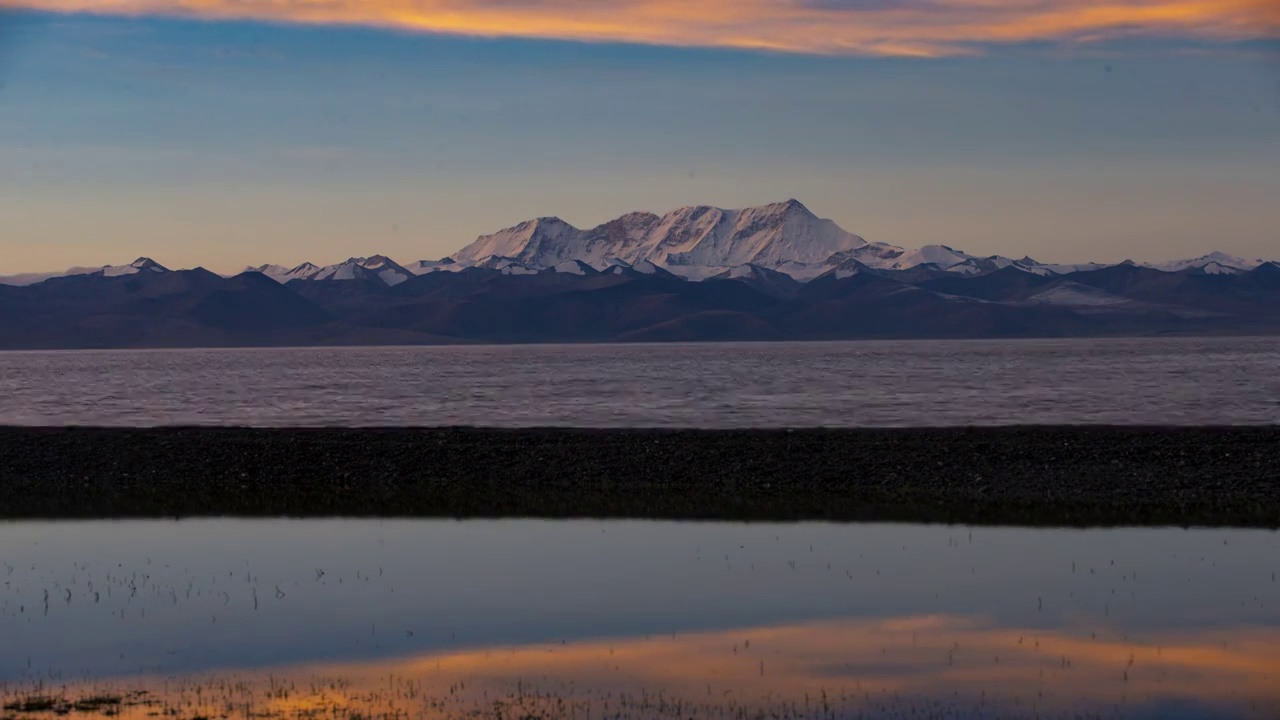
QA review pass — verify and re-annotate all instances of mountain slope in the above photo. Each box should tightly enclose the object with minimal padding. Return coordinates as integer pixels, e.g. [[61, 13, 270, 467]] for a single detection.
[[0, 269, 335, 349]]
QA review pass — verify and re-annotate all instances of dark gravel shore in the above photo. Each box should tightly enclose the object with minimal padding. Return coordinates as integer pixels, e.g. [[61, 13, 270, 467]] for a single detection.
[[1, 426, 1278, 526]]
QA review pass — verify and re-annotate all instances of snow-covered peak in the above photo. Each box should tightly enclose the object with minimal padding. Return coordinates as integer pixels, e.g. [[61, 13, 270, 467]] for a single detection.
[[360, 255, 395, 270], [356, 255, 413, 286], [660, 200, 866, 268], [821, 258, 875, 281], [453, 216, 581, 266], [707, 263, 788, 282], [1144, 252, 1266, 274], [247, 264, 292, 276], [828, 246, 918, 273], [890, 245, 971, 270], [131, 257, 165, 271], [257, 256, 414, 286], [0, 258, 170, 285], [772, 261, 829, 282], [405, 258, 457, 275], [1196, 262, 1247, 275], [99, 258, 170, 277], [451, 200, 867, 272], [308, 258, 371, 282], [603, 259, 680, 280], [246, 262, 325, 283]]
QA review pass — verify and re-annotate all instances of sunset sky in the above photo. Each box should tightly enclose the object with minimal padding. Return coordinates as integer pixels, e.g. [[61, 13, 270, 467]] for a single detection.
[[1, 1, 1277, 273]]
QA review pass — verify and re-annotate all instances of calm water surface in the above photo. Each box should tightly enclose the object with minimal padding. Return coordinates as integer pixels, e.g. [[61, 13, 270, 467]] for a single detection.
[[1, 337, 1278, 426], [1, 520, 1278, 719]]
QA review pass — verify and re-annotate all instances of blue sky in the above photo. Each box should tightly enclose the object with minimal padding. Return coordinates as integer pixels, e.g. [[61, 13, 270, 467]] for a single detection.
[[1, 6, 1278, 272]]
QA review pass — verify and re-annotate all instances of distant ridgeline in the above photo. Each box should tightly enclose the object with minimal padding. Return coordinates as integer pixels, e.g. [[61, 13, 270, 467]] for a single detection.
[[2, 200, 1278, 348]]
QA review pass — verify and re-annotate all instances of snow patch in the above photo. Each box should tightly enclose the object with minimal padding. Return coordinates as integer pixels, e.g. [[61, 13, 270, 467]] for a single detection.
[[1026, 284, 1127, 306], [551, 260, 589, 275]]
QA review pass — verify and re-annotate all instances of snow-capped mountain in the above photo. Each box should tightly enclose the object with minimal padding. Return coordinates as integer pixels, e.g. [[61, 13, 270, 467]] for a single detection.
[[1142, 252, 1266, 275], [352, 255, 414, 286], [0, 258, 169, 286], [945, 256, 1057, 277], [453, 200, 869, 271], [448, 201, 1109, 282], [448, 201, 1126, 283], [248, 256, 413, 286], [887, 245, 970, 270], [4, 201, 1276, 291], [101, 257, 169, 277], [247, 262, 322, 283]]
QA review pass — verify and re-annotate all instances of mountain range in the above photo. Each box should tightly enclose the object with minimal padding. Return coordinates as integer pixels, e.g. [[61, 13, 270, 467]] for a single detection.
[[2, 200, 1277, 349]]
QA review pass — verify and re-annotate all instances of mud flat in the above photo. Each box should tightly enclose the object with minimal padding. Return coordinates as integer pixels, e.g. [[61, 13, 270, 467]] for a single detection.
[[1, 426, 1277, 526]]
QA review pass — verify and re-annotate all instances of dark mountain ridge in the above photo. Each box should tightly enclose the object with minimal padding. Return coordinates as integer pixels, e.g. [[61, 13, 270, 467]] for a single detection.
[[2, 262, 1279, 349]]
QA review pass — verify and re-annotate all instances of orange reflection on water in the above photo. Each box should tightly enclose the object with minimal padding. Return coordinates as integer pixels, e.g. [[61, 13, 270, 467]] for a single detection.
[[7, 615, 1280, 719]]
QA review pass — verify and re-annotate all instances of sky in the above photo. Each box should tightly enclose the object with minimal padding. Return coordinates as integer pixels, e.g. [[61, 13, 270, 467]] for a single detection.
[[0, 1, 1278, 273]]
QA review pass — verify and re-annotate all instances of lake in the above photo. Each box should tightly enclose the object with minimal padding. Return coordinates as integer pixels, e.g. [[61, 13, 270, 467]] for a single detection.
[[1, 520, 1278, 719], [1, 337, 1278, 427]]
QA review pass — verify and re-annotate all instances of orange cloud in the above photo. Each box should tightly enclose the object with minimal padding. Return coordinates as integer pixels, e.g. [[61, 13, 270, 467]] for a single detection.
[[3, 0, 1277, 57]]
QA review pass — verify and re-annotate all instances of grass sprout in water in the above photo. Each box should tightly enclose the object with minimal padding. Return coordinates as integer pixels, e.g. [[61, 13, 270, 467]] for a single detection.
[[3, 616, 1280, 719]]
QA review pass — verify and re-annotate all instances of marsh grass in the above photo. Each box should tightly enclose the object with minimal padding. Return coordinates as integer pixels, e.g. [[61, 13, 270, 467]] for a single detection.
[[3, 669, 1273, 720], [3, 695, 151, 719], [3, 699, 60, 714]]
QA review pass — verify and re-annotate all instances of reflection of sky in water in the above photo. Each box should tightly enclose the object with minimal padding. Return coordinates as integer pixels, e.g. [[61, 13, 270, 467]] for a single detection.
[[2, 520, 1278, 718]]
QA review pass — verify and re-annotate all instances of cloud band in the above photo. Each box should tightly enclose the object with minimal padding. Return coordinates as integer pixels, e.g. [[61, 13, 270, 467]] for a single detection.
[[4, 0, 1278, 57]]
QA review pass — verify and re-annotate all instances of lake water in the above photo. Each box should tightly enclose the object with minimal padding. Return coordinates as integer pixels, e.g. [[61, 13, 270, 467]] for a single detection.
[[1, 337, 1278, 427], [1, 520, 1278, 719]]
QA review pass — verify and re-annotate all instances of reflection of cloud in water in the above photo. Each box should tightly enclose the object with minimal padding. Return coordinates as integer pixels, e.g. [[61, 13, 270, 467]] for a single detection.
[[8, 615, 1279, 719]]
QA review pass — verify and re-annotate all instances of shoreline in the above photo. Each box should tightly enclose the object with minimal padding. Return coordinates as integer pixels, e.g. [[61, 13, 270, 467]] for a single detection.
[[2, 331, 1279, 352], [2, 426, 1278, 527]]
